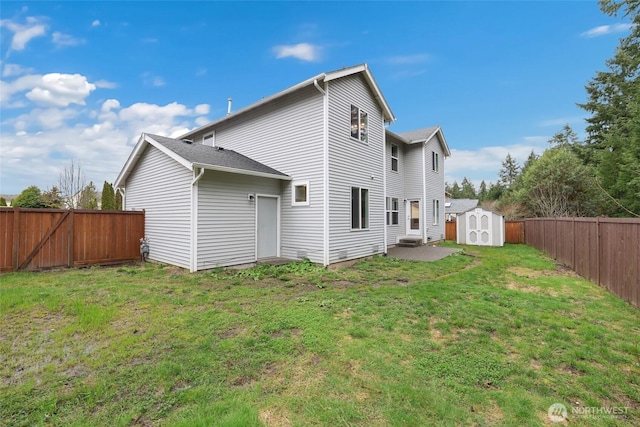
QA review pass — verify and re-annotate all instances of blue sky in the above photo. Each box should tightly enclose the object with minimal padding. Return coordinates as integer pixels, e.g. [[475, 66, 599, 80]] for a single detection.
[[0, 1, 633, 195]]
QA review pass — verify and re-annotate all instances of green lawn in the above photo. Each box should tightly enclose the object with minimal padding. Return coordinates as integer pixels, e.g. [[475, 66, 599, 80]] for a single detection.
[[1, 244, 638, 426]]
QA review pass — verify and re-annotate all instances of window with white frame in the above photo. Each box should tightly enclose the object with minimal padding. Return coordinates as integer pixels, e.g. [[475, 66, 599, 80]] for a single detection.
[[350, 105, 368, 143], [386, 197, 399, 225], [432, 151, 439, 172], [292, 181, 309, 206], [351, 187, 369, 229], [433, 199, 440, 225], [391, 144, 399, 172], [203, 133, 214, 147]]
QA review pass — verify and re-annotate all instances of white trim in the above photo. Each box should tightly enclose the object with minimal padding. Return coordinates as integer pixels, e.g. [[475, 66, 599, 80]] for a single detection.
[[203, 131, 215, 147], [350, 104, 369, 144], [422, 142, 427, 242], [433, 199, 440, 226], [255, 194, 281, 260], [180, 63, 395, 140], [406, 199, 421, 236], [390, 143, 399, 172], [291, 180, 310, 206], [190, 167, 205, 272], [350, 186, 370, 231], [382, 119, 387, 252], [322, 81, 330, 266]]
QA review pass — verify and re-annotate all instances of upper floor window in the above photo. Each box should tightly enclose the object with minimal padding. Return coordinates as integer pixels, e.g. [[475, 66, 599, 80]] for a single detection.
[[203, 133, 214, 147], [432, 151, 439, 172], [391, 144, 399, 172], [350, 105, 368, 143], [351, 187, 369, 230], [292, 181, 309, 206]]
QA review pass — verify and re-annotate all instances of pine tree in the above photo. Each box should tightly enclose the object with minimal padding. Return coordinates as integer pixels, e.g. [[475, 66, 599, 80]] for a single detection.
[[101, 181, 116, 210], [79, 182, 99, 209], [0, 197, 7, 207], [578, 0, 640, 216], [115, 189, 123, 210], [42, 186, 64, 208], [460, 177, 477, 199], [478, 180, 488, 202], [499, 154, 520, 189]]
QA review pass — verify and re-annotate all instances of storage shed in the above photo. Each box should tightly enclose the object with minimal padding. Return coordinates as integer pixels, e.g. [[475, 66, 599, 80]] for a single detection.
[[456, 207, 504, 247]]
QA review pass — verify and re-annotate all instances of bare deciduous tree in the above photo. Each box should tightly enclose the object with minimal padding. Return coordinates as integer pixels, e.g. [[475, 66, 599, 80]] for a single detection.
[[58, 160, 86, 208]]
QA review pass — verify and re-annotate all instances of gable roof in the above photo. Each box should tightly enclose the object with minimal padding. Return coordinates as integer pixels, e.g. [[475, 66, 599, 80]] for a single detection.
[[445, 198, 479, 214], [180, 63, 395, 140], [386, 126, 451, 157], [115, 133, 289, 188]]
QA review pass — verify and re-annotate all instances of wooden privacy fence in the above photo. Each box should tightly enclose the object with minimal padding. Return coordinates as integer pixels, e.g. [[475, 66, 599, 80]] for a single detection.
[[445, 220, 525, 244], [525, 218, 640, 308], [0, 208, 145, 272]]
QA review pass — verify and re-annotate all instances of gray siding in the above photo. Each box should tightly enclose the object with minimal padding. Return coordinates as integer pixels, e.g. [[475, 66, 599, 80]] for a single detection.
[[188, 85, 325, 264], [327, 74, 385, 263], [425, 136, 446, 242], [126, 146, 192, 269], [385, 136, 405, 245], [196, 170, 281, 269]]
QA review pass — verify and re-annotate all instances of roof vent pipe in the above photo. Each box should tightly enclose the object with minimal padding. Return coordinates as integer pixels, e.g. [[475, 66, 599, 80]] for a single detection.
[[227, 98, 232, 115]]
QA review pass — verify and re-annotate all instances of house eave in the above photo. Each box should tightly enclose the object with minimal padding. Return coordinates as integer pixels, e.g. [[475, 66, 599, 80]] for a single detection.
[[192, 163, 291, 181]]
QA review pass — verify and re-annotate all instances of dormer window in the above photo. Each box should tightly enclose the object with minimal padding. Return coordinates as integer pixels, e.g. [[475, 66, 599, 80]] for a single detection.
[[350, 105, 368, 143], [203, 133, 214, 147]]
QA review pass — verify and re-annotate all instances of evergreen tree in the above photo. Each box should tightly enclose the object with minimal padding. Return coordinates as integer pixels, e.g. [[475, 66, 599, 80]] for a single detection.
[[460, 177, 477, 199], [449, 181, 462, 198], [42, 186, 64, 208], [498, 154, 520, 189], [115, 189, 123, 210], [486, 182, 505, 201], [578, 0, 640, 216], [79, 182, 99, 209], [12, 186, 46, 208], [0, 197, 7, 207], [478, 180, 488, 202], [101, 181, 116, 210]]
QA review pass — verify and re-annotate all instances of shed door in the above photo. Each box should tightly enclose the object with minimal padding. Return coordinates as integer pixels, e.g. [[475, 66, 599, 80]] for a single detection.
[[257, 196, 278, 259], [467, 209, 492, 246]]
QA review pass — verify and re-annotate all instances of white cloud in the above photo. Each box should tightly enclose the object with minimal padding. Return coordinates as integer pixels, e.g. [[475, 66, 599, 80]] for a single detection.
[[0, 98, 211, 193], [273, 43, 321, 62], [0, 16, 47, 51], [581, 23, 633, 38], [445, 137, 549, 188], [52, 31, 85, 47], [92, 20, 101, 27], [24, 73, 96, 107], [94, 79, 117, 89], [2, 63, 34, 77], [386, 54, 430, 65], [194, 104, 209, 115]]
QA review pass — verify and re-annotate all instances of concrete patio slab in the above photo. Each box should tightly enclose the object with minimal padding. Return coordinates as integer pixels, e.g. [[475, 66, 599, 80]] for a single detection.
[[387, 245, 460, 262]]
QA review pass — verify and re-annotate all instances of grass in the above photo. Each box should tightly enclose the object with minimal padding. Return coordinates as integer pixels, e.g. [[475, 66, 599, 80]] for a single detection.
[[1, 244, 638, 426]]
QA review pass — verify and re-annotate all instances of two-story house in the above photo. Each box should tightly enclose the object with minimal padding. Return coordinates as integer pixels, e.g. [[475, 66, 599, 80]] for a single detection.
[[114, 64, 450, 271]]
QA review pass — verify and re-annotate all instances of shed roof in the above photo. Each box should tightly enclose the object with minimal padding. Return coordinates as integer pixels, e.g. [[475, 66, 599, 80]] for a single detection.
[[445, 199, 479, 214]]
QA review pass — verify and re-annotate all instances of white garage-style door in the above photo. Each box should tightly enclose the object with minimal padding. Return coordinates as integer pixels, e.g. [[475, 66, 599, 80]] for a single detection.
[[466, 208, 492, 246]]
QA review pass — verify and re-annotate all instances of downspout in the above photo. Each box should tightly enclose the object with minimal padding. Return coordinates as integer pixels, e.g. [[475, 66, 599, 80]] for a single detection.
[[422, 142, 427, 244], [320, 80, 329, 266], [382, 119, 387, 255], [190, 167, 205, 272]]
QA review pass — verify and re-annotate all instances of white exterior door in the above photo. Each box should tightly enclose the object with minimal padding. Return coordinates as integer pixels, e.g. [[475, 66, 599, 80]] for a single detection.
[[406, 199, 421, 236], [466, 208, 492, 246], [256, 195, 279, 259]]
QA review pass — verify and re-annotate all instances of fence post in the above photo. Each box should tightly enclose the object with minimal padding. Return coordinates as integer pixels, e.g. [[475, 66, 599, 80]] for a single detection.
[[12, 207, 20, 271], [68, 209, 74, 268], [572, 217, 576, 269], [596, 217, 600, 286]]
